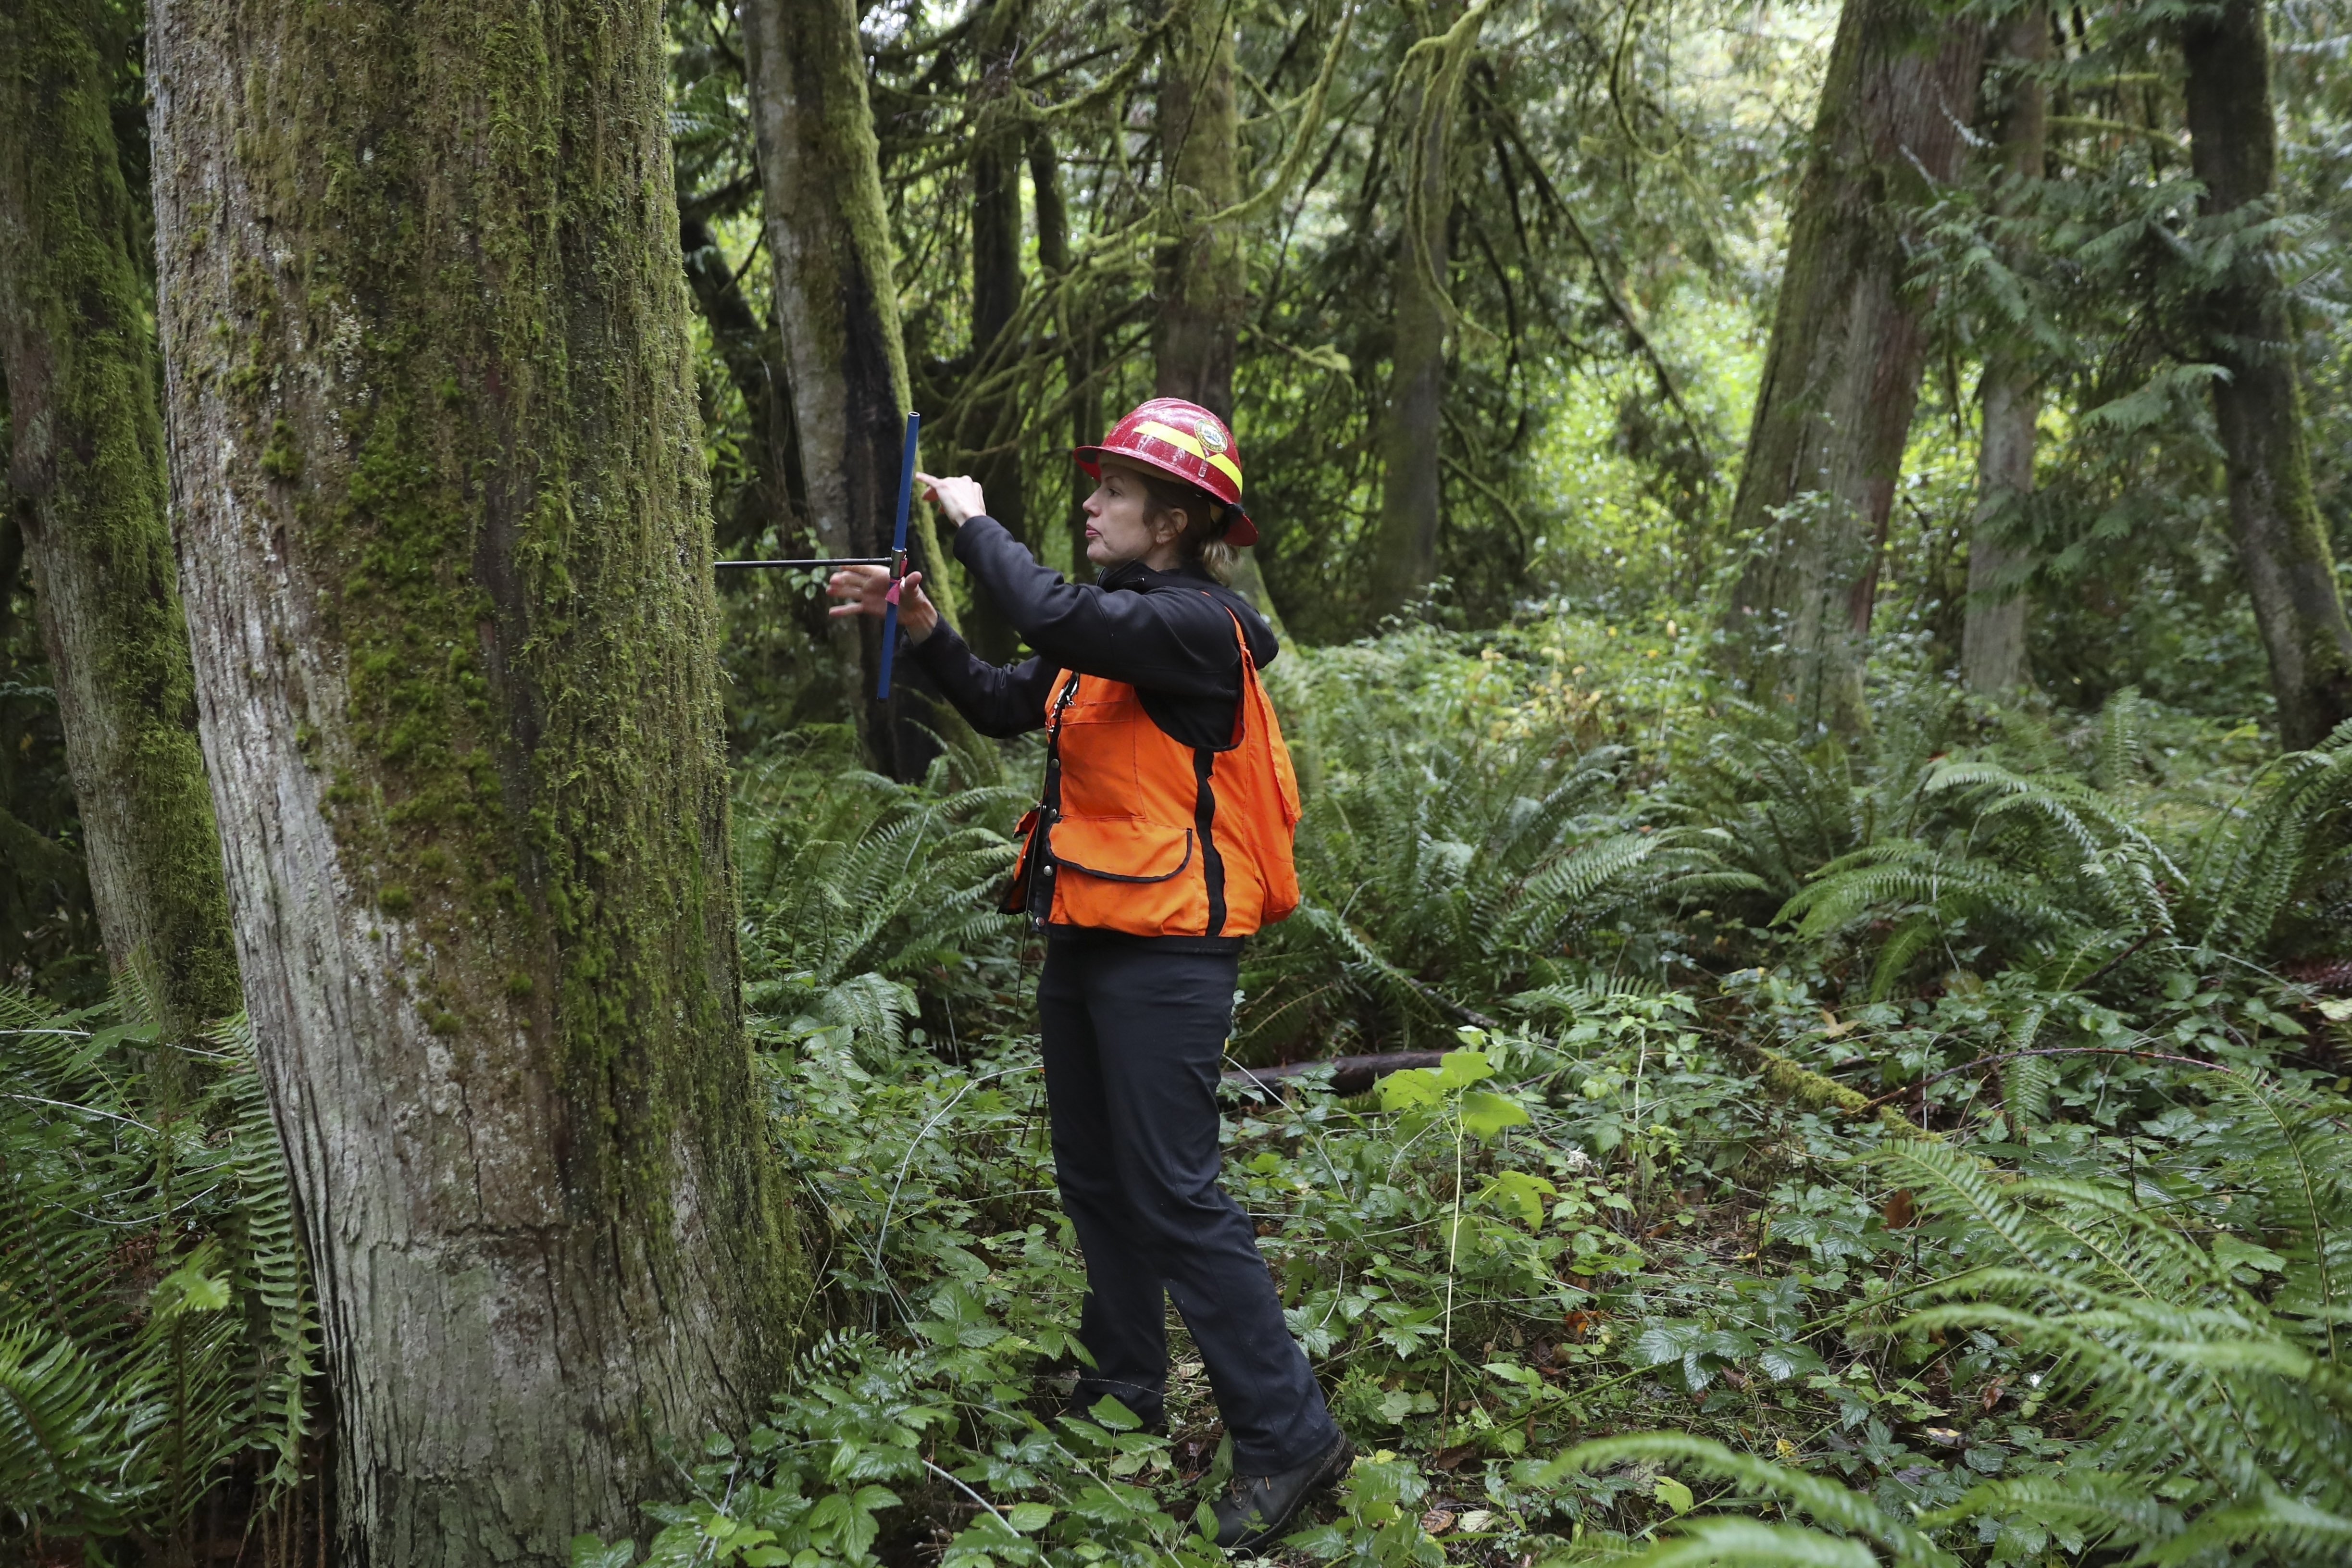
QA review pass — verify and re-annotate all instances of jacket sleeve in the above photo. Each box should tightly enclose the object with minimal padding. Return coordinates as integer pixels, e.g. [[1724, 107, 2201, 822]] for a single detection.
[[952, 516, 1241, 696], [905, 621, 1058, 737]]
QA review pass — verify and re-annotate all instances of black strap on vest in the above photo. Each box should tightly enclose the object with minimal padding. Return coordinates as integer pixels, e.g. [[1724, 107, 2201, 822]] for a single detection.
[[1022, 672, 1081, 926], [1193, 745, 1226, 935]]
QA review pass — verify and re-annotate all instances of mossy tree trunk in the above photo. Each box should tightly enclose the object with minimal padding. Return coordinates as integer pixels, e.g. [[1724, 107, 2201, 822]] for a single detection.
[[742, 0, 942, 775], [958, 0, 1033, 661], [0, 0, 239, 1041], [2182, 0, 2352, 752], [1721, 0, 1985, 733], [1030, 126, 1099, 574], [1961, 9, 2047, 696], [1365, 3, 1484, 626], [1153, 0, 1283, 633], [682, 208, 807, 557], [147, 1, 805, 1560]]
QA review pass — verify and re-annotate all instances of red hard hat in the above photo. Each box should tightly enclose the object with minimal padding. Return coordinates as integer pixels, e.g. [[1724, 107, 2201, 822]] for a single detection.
[[1073, 398, 1257, 546]]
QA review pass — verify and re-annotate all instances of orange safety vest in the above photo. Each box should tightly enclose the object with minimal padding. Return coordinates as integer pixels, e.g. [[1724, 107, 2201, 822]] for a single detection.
[[1003, 610, 1301, 937]]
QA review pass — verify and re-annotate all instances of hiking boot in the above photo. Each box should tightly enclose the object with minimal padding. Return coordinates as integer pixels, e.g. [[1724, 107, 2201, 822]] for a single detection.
[[1211, 1431, 1354, 1551]]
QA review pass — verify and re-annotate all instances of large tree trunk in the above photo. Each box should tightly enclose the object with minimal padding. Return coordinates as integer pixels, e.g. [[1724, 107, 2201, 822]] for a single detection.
[[147, 2, 805, 1560], [1153, 0, 1284, 634], [1722, 0, 1985, 733], [1030, 127, 1098, 576], [1960, 10, 2047, 696], [2183, 0, 2352, 751], [1365, 5, 1484, 625], [0, 0, 239, 1040], [742, 0, 939, 775], [958, 0, 1032, 661]]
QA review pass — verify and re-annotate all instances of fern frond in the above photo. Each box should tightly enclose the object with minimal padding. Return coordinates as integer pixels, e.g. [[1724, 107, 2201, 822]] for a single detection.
[[1913, 1468, 2182, 1545], [0, 1320, 145, 1532], [1604, 1518, 1880, 1568], [2142, 1491, 2352, 1566], [1541, 1434, 1948, 1564]]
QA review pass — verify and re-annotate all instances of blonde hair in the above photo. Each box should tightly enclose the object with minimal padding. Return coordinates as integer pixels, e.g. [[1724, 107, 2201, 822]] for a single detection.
[[1132, 467, 1237, 583]]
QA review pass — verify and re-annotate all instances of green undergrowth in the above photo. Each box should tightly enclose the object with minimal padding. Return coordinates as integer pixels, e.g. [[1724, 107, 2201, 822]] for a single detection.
[[589, 982, 2348, 1566], [581, 616, 2350, 1565], [9, 617, 2351, 1564]]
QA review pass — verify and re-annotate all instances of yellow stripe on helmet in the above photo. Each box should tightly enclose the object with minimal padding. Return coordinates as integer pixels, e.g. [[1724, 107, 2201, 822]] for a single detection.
[[1134, 419, 1206, 459], [1133, 420, 1244, 494]]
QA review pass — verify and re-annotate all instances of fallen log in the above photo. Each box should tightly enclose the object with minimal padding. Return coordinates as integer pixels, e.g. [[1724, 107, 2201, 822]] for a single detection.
[[1220, 1051, 1447, 1099]]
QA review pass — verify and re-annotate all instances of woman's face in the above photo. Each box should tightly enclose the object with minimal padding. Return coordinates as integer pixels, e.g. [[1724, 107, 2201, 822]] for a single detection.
[[1081, 461, 1186, 572]]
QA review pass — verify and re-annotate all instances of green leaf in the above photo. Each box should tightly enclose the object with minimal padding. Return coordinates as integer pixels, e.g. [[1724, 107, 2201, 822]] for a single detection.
[[1460, 1091, 1530, 1139], [1436, 1048, 1496, 1089], [2211, 1233, 2285, 1276], [1089, 1395, 1143, 1431], [569, 1536, 636, 1568], [1654, 1475, 1694, 1515], [1481, 1170, 1556, 1226], [1006, 1502, 1055, 1533], [155, 1260, 232, 1313], [1378, 1067, 1444, 1110]]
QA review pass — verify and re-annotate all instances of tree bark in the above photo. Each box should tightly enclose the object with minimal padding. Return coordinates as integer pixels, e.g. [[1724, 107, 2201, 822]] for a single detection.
[[959, 0, 1032, 660], [1960, 10, 2047, 696], [1030, 127, 1097, 576], [0, 0, 239, 1038], [2182, 0, 2352, 751], [682, 212, 805, 556], [742, 0, 939, 775], [1153, 0, 1285, 635], [1365, 5, 1483, 625], [1721, 0, 1986, 734], [147, 2, 806, 1561]]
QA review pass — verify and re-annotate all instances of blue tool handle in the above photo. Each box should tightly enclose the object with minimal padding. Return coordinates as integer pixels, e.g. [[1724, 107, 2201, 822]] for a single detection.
[[876, 411, 921, 700]]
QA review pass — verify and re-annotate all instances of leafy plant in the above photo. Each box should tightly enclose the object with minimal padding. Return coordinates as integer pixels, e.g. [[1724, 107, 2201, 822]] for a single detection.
[[1539, 1072, 2352, 1565], [0, 992, 317, 1560]]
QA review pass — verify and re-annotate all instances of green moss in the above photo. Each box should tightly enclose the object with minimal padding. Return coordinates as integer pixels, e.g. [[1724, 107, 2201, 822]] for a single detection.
[[0, 0, 239, 1043], [162, 0, 810, 1414], [259, 417, 301, 479]]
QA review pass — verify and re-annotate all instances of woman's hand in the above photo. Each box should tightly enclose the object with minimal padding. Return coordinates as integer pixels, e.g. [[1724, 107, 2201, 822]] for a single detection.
[[826, 566, 939, 644], [918, 473, 987, 527]]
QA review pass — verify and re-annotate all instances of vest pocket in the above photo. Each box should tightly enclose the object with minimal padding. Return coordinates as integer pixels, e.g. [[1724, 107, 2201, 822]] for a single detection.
[[1046, 815, 1195, 883]]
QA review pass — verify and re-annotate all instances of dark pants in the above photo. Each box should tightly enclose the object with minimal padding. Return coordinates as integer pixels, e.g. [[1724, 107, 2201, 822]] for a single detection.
[[1039, 934, 1339, 1474]]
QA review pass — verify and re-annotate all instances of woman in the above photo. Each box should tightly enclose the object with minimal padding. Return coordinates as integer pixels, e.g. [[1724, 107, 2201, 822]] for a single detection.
[[828, 398, 1351, 1550]]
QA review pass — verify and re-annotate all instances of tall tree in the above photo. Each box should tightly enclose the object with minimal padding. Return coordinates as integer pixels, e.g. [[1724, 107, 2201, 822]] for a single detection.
[[2182, 0, 2352, 750], [147, 1, 805, 1559], [959, 0, 1033, 660], [682, 208, 805, 557], [1961, 8, 2048, 696], [1365, 1, 1487, 623], [1722, 0, 1986, 733], [1031, 126, 1098, 574], [0, 0, 238, 1039], [1154, 0, 1285, 629], [742, 0, 950, 774]]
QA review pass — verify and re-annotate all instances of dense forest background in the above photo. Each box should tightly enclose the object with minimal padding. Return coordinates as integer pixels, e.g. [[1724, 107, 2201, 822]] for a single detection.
[[5, 0, 2352, 1565]]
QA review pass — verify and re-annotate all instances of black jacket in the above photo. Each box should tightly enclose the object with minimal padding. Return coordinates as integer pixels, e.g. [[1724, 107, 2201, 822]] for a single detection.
[[908, 514, 1279, 750]]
